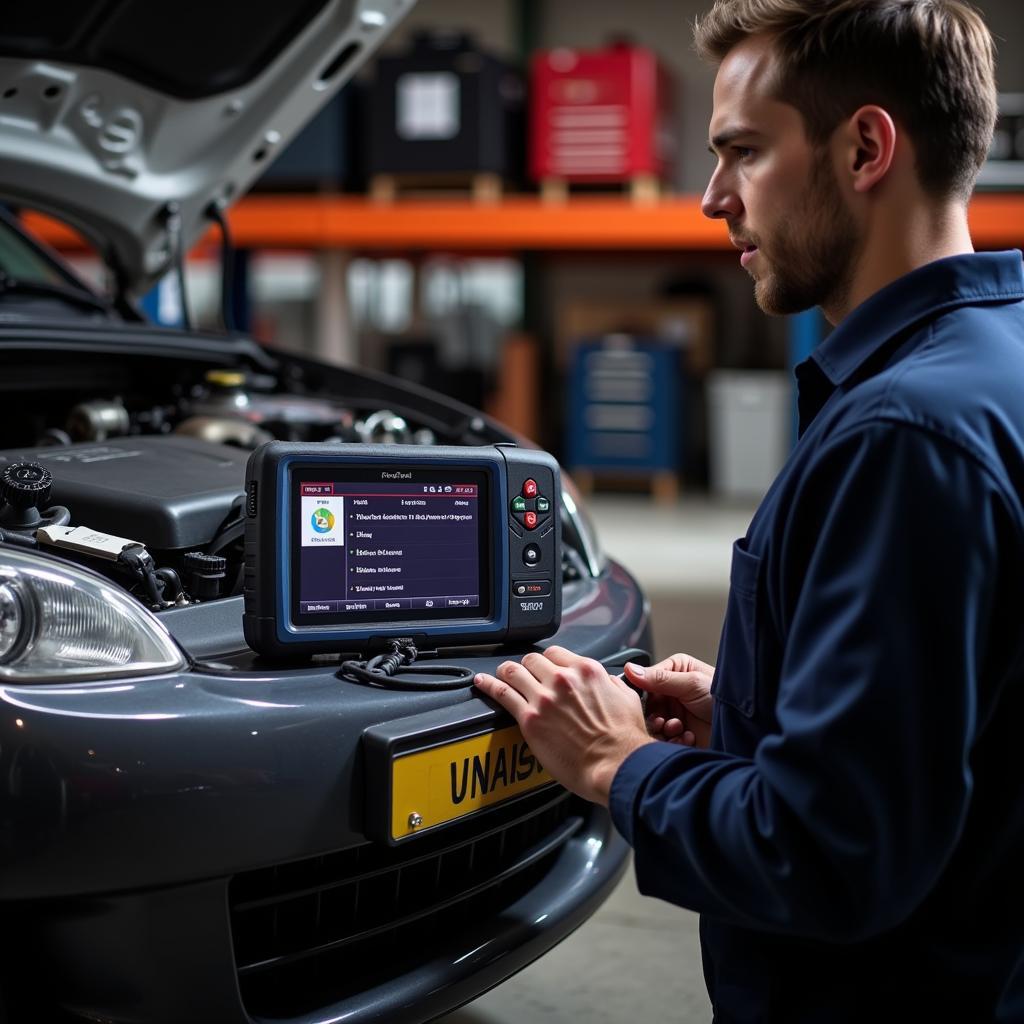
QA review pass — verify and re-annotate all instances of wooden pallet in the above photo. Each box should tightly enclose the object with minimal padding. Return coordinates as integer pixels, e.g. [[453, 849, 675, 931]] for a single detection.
[[370, 172, 504, 204], [539, 173, 664, 206], [571, 468, 680, 504]]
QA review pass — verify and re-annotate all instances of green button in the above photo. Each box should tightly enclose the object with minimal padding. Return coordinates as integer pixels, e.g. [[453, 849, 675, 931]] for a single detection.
[[512, 496, 527, 512], [536, 496, 550, 512]]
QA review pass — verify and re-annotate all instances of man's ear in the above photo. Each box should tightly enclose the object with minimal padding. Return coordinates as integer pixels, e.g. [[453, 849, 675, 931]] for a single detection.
[[839, 105, 897, 194]]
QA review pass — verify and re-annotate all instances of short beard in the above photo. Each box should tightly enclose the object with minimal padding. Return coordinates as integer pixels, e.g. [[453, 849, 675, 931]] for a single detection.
[[753, 151, 860, 317]]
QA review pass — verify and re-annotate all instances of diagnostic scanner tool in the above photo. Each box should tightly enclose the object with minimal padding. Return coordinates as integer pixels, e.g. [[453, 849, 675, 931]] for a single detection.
[[243, 442, 562, 657]]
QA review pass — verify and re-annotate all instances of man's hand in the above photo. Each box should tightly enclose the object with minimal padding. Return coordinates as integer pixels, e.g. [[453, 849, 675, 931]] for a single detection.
[[624, 654, 715, 749], [473, 646, 655, 806]]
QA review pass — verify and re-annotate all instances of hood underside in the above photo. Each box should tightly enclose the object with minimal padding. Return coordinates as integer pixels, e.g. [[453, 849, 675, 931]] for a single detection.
[[0, 0, 414, 296]]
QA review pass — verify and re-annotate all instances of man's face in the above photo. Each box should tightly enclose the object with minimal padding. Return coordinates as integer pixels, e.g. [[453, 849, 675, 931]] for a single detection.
[[702, 36, 861, 316]]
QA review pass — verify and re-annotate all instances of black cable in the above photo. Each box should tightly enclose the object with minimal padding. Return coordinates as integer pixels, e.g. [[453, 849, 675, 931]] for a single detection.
[[338, 638, 475, 690], [0, 527, 38, 548], [205, 200, 235, 332], [174, 250, 192, 332], [160, 201, 192, 330], [154, 567, 184, 602], [207, 517, 245, 556], [117, 546, 167, 609]]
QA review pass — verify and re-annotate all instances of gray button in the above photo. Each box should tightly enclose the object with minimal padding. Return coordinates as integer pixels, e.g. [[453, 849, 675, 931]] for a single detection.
[[301, 601, 337, 614], [376, 598, 411, 611], [341, 600, 373, 612], [522, 543, 541, 566], [446, 595, 477, 608]]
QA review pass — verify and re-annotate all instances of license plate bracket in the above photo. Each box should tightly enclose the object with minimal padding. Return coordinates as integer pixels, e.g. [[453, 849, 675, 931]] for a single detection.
[[363, 702, 555, 845]]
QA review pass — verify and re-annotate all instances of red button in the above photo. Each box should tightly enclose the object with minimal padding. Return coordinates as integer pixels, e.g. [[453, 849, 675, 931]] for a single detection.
[[523, 479, 538, 498], [524, 511, 538, 529]]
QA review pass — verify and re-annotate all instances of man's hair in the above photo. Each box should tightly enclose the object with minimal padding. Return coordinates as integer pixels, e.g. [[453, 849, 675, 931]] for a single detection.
[[694, 0, 997, 201]]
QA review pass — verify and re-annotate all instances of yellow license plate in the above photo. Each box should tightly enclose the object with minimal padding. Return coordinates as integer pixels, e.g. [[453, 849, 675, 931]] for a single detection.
[[390, 724, 552, 841]]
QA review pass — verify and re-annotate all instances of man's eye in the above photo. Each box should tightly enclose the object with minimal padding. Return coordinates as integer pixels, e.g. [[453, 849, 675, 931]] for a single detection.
[[734, 146, 755, 160]]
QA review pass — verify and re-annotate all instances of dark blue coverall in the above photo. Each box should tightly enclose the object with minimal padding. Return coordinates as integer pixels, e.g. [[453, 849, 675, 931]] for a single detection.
[[611, 252, 1024, 1023]]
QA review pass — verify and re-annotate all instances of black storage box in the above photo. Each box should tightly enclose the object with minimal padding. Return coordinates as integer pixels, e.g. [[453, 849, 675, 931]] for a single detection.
[[366, 30, 523, 181], [386, 337, 487, 410]]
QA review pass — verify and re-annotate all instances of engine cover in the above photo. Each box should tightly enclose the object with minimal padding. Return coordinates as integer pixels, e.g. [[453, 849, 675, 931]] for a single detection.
[[0, 437, 249, 550]]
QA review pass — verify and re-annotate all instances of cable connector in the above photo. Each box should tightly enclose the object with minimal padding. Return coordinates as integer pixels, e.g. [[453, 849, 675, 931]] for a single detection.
[[338, 637, 474, 690], [370, 637, 418, 676], [117, 545, 170, 609]]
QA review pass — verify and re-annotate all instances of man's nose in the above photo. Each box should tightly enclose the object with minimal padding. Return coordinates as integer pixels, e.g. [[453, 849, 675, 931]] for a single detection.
[[701, 171, 742, 221]]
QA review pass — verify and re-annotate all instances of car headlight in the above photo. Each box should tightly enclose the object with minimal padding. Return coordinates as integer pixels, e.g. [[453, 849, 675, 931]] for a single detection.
[[0, 548, 186, 682], [560, 472, 607, 578]]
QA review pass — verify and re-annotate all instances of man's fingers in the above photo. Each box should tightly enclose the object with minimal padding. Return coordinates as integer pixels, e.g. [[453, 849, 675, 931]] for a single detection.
[[626, 664, 710, 701], [625, 656, 681, 677], [474, 672, 530, 717], [544, 646, 622, 689], [521, 650, 560, 685], [625, 653, 715, 678], [543, 645, 587, 669]]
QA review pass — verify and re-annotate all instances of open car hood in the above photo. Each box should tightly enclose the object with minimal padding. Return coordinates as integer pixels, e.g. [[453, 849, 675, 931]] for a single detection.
[[0, 0, 413, 297]]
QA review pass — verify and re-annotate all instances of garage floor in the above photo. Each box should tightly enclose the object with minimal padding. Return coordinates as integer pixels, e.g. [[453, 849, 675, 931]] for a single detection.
[[437, 495, 755, 1024]]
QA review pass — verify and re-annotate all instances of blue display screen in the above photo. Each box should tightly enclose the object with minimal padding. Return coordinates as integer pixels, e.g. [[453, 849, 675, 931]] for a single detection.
[[290, 467, 492, 626]]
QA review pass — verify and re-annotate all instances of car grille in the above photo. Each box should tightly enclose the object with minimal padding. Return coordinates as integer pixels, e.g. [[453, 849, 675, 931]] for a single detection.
[[229, 788, 585, 1019]]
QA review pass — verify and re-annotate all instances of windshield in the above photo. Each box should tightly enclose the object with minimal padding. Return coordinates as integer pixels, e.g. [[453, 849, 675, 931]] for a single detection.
[[0, 209, 73, 287]]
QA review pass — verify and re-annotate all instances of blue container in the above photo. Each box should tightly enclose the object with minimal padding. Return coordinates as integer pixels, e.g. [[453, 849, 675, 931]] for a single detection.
[[566, 336, 682, 475]]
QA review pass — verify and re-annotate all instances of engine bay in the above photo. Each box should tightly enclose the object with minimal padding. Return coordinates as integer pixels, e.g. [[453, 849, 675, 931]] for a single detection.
[[0, 329, 593, 617]]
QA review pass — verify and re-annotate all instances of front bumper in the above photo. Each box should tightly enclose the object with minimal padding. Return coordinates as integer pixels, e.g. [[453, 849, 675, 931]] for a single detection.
[[0, 562, 647, 1022], [9, 793, 627, 1023]]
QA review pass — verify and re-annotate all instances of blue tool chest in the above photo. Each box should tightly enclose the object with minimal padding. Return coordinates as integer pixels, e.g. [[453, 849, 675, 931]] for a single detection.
[[566, 336, 682, 475]]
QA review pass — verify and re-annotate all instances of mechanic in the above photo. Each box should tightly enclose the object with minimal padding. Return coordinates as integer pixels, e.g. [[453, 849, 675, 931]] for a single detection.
[[475, 1, 1024, 1020]]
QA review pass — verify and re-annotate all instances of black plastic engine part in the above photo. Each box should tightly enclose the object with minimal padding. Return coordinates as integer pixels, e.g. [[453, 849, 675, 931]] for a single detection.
[[0, 462, 52, 527], [0, 462, 71, 537], [0, 438, 249, 550], [184, 551, 228, 600]]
